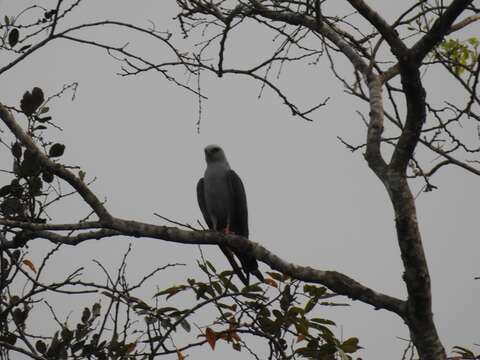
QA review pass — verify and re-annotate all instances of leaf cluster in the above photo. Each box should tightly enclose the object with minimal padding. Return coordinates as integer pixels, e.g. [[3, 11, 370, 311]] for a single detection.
[[438, 37, 479, 76], [0, 87, 68, 227]]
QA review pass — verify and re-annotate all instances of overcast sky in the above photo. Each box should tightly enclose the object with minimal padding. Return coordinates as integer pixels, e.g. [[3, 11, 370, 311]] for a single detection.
[[1, 1, 479, 359]]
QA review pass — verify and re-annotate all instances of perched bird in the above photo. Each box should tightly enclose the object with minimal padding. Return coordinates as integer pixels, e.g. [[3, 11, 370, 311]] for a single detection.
[[197, 144, 264, 285]]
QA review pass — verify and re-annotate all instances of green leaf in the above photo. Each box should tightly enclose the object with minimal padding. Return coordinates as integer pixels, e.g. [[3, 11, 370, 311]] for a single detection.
[[20, 150, 41, 177], [4, 15, 9, 26], [154, 285, 188, 299], [452, 345, 475, 357], [61, 327, 73, 345], [8, 28, 19, 47], [294, 317, 310, 336], [304, 297, 317, 313], [28, 176, 42, 196], [467, 37, 479, 46], [0, 185, 12, 197], [193, 283, 211, 299], [180, 319, 191, 332], [35, 340, 47, 354], [12, 308, 28, 325], [295, 347, 323, 358], [198, 262, 208, 274], [206, 260, 216, 273], [11, 142, 22, 159], [241, 291, 267, 300], [272, 309, 283, 320], [339, 337, 360, 353], [257, 316, 279, 335], [71, 340, 85, 353], [288, 306, 304, 316], [0, 333, 17, 345], [92, 303, 101, 318], [81, 307, 91, 323], [42, 171, 54, 183], [309, 322, 336, 338], [1, 197, 24, 216], [11, 250, 20, 262], [31, 87, 44, 104], [211, 281, 222, 294], [37, 116, 52, 123], [219, 274, 239, 292], [10, 180, 23, 197], [20, 88, 44, 116], [303, 284, 327, 297], [155, 306, 179, 314], [310, 318, 336, 326], [49, 143, 65, 157]]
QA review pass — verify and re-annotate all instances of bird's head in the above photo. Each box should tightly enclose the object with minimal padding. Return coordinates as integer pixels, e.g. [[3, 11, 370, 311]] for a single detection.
[[204, 144, 228, 164]]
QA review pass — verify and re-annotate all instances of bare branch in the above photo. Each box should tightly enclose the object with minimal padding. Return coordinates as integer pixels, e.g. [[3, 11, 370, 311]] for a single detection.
[[346, 0, 408, 57]]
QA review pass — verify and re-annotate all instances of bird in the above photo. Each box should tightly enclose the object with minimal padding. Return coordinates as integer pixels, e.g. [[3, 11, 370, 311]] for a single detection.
[[196, 144, 264, 286]]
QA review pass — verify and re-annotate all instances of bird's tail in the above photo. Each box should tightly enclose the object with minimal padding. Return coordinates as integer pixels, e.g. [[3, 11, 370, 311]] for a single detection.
[[219, 245, 250, 286], [238, 252, 264, 284], [251, 268, 264, 283]]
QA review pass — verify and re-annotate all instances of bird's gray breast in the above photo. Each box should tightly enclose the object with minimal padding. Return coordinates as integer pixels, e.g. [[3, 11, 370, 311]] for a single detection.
[[203, 164, 232, 229]]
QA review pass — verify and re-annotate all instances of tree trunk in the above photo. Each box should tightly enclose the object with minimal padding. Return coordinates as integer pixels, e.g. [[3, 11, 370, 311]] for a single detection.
[[388, 174, 447, 360]]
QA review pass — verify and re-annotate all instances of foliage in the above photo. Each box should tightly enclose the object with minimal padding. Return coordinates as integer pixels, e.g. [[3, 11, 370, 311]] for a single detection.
[[0, 87, 68, 226], [0, 243, 358, 360], [438, 37, 479, 76]]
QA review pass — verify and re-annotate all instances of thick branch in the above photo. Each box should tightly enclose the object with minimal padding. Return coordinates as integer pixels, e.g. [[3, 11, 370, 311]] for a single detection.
[[346, 0, 408, 57], [364, 73, 388, 177], [389, 60, 426, 173], [0, 219, 102, 231], [411, 0, 474, 62], [253, 241, 406, 316], [0, 216, 407, 317], [385, 175, 445, 360], [448, 14, 480, 33]]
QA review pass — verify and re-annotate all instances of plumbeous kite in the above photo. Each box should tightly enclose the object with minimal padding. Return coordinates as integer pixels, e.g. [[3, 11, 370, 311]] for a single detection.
[[197, 144, 264, 285]]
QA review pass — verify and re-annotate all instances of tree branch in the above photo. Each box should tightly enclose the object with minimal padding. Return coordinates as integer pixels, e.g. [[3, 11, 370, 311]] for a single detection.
[[389, 60, 426, 173], [411, 0, 475, 63], [364, 73, 388, 177], [346, 0, 408, 57], [246, 0, 370, 74], [1, 216, 408, 317]]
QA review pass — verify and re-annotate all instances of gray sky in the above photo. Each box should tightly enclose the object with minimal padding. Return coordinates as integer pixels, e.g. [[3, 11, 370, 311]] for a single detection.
[[1, 1, 479, 359]]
